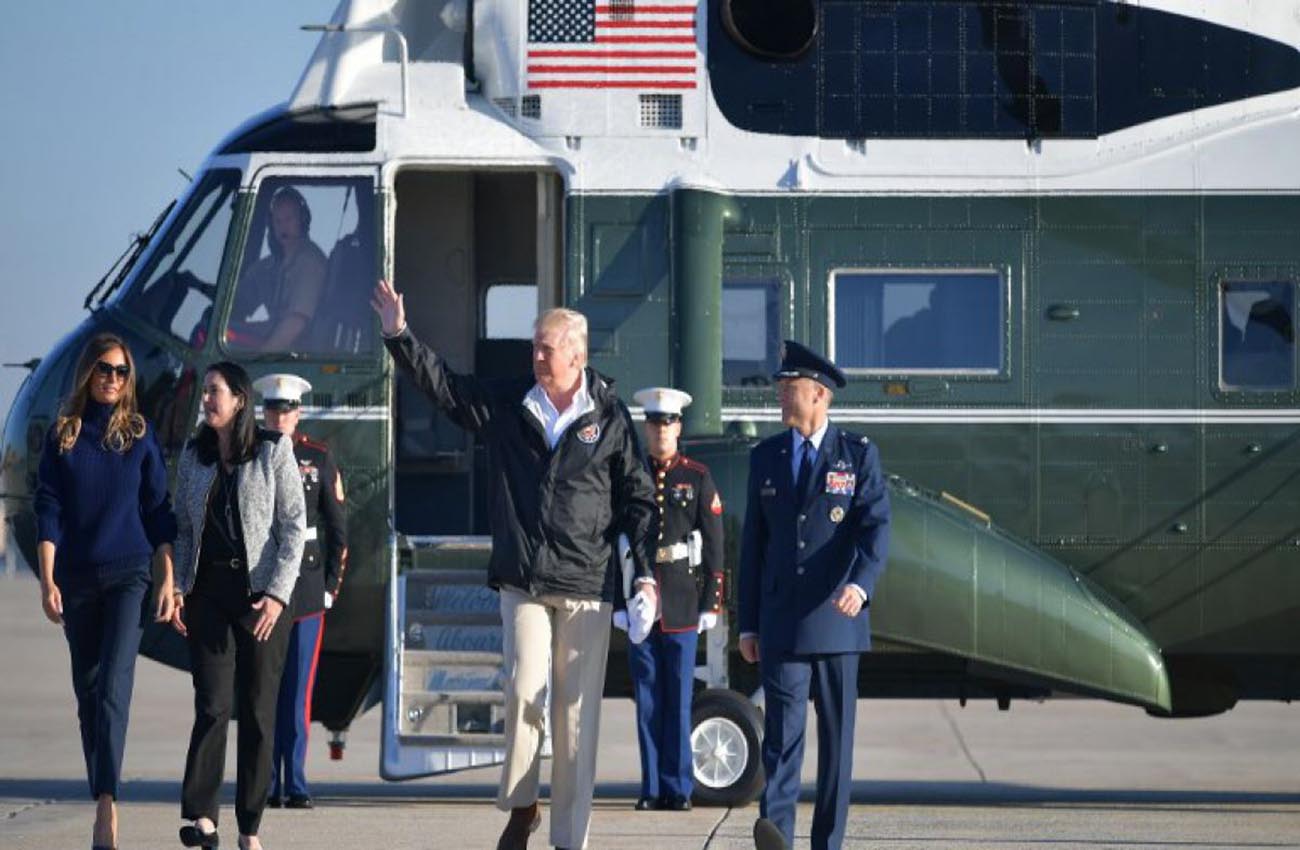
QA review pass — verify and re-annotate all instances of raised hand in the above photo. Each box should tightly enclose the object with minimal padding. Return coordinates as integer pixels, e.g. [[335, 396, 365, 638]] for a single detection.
[[370, 279, 406, 337]]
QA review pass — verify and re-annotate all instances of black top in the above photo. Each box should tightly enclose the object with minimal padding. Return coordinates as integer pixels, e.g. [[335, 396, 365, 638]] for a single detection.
[[199, 465, 245, 566]]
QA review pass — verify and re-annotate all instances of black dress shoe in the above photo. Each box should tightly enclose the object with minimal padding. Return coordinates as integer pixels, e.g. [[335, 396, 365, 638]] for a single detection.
[[634, 797, 659, 811], [266, 796, 282, 809], [753, 817, 788, 850], [178, 824, 220, 848], [285, 794, 314, 809], [664, 795, 692, 811]]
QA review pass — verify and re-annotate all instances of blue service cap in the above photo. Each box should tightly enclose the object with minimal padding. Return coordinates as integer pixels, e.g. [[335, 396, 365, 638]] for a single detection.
[[773, 339, 846, 390]]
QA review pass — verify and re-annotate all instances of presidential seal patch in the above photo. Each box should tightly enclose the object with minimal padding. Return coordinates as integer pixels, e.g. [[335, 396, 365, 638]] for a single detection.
[[576, 423, 601, 444]]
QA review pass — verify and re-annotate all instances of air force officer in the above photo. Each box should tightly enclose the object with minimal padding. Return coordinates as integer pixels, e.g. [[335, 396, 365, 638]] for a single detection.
[[738, 340, 891, 850]]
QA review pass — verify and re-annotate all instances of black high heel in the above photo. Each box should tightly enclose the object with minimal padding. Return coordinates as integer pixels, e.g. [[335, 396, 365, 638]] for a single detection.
[[179, 823, 220, 847]]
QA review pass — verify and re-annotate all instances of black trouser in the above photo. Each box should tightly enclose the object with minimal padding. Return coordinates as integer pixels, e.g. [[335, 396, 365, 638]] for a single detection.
[[181, 560, 291, 836], [60, 562, 150, 800]]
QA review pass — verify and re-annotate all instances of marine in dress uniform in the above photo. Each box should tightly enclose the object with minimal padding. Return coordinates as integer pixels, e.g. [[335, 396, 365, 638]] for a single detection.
[[737, 342, 891, 850], [252, 374, 349, 810], [621, 387, 725, 812]]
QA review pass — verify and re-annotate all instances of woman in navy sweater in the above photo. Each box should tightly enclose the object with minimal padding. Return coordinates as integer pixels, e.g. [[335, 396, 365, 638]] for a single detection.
[[34, 332, 178, 850]]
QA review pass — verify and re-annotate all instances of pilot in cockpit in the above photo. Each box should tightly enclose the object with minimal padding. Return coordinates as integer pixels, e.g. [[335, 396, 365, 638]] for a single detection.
[[228, 186, 327, 352]]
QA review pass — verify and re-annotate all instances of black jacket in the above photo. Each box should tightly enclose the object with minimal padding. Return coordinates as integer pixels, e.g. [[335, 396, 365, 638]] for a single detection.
[[385, 327, 657, 601], [287, 432, 348, 620], [648, 454, 726, 632]]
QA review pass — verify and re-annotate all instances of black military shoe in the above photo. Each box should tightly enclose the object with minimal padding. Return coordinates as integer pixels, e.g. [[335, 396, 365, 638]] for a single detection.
[[266, 795, 283, 809], [665, 795, 692, 812], [753, 817, 788, 850], [285, 794, 314, 809]]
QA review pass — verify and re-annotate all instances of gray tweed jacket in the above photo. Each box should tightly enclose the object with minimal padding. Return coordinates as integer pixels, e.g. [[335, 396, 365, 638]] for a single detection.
[[174, 429, 306, 606]]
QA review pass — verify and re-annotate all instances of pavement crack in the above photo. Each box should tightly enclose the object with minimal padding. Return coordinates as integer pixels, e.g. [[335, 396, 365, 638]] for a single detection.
[[7, 799, 55, 819], [701, 806, 733, 848], [938, 700, 988, 782]]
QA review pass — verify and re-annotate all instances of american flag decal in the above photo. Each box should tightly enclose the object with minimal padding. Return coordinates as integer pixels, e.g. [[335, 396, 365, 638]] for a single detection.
[[527, 0, 698, 90]]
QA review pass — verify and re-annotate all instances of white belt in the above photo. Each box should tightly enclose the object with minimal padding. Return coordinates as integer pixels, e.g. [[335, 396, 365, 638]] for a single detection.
[[304, 526, 318, 542], [655, 541, 689, 563]]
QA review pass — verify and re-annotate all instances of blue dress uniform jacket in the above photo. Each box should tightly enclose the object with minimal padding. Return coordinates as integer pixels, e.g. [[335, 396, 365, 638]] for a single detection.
[[651, 454, 725, 631], [286, 432, 348, 621], [738, 424, 890, 655]]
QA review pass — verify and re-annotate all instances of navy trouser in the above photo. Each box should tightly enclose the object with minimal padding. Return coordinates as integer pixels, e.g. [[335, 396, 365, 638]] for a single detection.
[[759, 651, 859, 850], [271, 612, 325, 799], [60, 563, 150, 800], [628, 624, 699, 802]]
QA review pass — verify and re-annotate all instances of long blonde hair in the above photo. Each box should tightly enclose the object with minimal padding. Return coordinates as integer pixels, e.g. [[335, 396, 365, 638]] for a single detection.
[[55, 333, 146, 454]]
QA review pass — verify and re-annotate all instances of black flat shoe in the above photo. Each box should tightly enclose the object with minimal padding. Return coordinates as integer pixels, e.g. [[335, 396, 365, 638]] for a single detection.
[[266, 795, 282, 809], [634, 796, 659, 811], [285, 794, 313, 809], [179, 824, 220, 847], [665, 795, 692, 811]]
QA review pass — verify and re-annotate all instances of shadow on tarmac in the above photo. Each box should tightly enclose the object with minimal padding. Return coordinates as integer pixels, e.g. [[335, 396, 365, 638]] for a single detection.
[[5, 777, 1298, 811]]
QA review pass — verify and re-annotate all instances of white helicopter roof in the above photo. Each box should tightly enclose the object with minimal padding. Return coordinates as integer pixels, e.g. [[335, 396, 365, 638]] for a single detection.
[[211, 0, 1300, 195]]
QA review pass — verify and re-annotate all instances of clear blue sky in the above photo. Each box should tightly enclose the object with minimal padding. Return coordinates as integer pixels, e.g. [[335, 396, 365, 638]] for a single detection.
[[0, 2, 333, 420]]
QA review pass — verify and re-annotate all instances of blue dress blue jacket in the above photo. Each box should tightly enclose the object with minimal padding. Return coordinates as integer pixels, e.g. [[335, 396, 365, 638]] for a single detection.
[[737, 423, 891, 655]]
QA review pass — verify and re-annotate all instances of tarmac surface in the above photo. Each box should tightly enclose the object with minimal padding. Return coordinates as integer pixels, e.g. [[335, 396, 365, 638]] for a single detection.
[[1, 562, 1297, 849]]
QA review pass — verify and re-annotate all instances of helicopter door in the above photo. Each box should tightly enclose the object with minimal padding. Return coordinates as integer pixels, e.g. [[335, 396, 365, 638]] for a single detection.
[[383, 169, 558, 779]]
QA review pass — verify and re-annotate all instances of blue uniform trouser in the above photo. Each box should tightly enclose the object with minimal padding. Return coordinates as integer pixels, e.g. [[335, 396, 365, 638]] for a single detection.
[[628, 624, 698, 802], [60, 564, 150, 800], [759, 650, 859, 850], [271, 612, 324, 798]]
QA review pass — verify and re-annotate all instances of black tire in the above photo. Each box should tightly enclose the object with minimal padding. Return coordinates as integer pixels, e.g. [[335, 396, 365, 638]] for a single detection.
[[690, 688, 764, 807]]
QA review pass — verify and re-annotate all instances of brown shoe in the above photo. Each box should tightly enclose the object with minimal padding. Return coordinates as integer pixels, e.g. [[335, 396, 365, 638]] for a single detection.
[[496, 802, 541, 850]]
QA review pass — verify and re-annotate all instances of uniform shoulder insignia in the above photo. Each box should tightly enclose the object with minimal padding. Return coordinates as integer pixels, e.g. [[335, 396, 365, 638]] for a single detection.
[[710, 491, 723, 515], [679, 456, 708, 473], [298, 435, 329, 452]]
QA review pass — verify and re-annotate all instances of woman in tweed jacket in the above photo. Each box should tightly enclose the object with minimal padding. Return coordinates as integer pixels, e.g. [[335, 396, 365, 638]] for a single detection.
[[169, 361, 305, 850]]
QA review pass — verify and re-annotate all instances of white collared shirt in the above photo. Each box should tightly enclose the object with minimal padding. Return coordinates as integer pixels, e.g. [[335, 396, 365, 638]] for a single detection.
[[790, 418, 830, 481], [523, 372, 595, 450]]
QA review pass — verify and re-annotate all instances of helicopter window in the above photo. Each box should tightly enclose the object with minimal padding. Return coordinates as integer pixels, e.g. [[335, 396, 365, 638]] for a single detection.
[[484, 283, 538, 340], [119, 169, 240, 349], [226, 177, 377, 357], [1220, 281, 1295, 391], [722, 278, 781, 386], [831, 269, 1003, 373]]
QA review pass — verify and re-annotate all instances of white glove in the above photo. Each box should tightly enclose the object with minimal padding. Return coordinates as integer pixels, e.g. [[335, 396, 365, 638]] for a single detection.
[[697, 611, 718, 633], [324, 592, 334, 610], [612, 610, 629, 631], [627, 590, 655, 644]]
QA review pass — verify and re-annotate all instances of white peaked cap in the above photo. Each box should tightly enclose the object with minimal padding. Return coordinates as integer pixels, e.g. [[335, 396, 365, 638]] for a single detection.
[[252, 373, 313, 403], [632, 386, 693, 417]]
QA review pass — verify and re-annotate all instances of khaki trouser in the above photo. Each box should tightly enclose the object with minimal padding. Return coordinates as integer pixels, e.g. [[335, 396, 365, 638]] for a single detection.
[[497, 587, 613, 850]]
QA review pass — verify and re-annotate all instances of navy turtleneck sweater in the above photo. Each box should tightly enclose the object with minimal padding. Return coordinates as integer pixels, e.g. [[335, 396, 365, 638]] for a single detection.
[[34, 400, 178, 575]]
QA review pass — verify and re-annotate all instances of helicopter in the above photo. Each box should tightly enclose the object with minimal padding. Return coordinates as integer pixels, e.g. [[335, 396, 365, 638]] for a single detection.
[[4, 0, 1300, 806]]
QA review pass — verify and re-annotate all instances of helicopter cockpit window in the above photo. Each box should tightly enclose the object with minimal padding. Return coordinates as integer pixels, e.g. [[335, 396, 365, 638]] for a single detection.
[[1220, 281, 1295, 390], [118, 169, 240, 349], [832, 269, 1003, 373], [226, 177, 377, 356], [723, 277, 781, 386]]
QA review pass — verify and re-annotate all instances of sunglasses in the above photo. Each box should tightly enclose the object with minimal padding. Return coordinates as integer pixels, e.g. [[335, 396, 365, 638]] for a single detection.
[[646, 414, 681, 425], [264, 400, 301, 412], [93, 361, 131, 380]]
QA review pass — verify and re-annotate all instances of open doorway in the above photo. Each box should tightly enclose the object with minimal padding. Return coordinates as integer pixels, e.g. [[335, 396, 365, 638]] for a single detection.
[[391, 169, 561, 534]]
